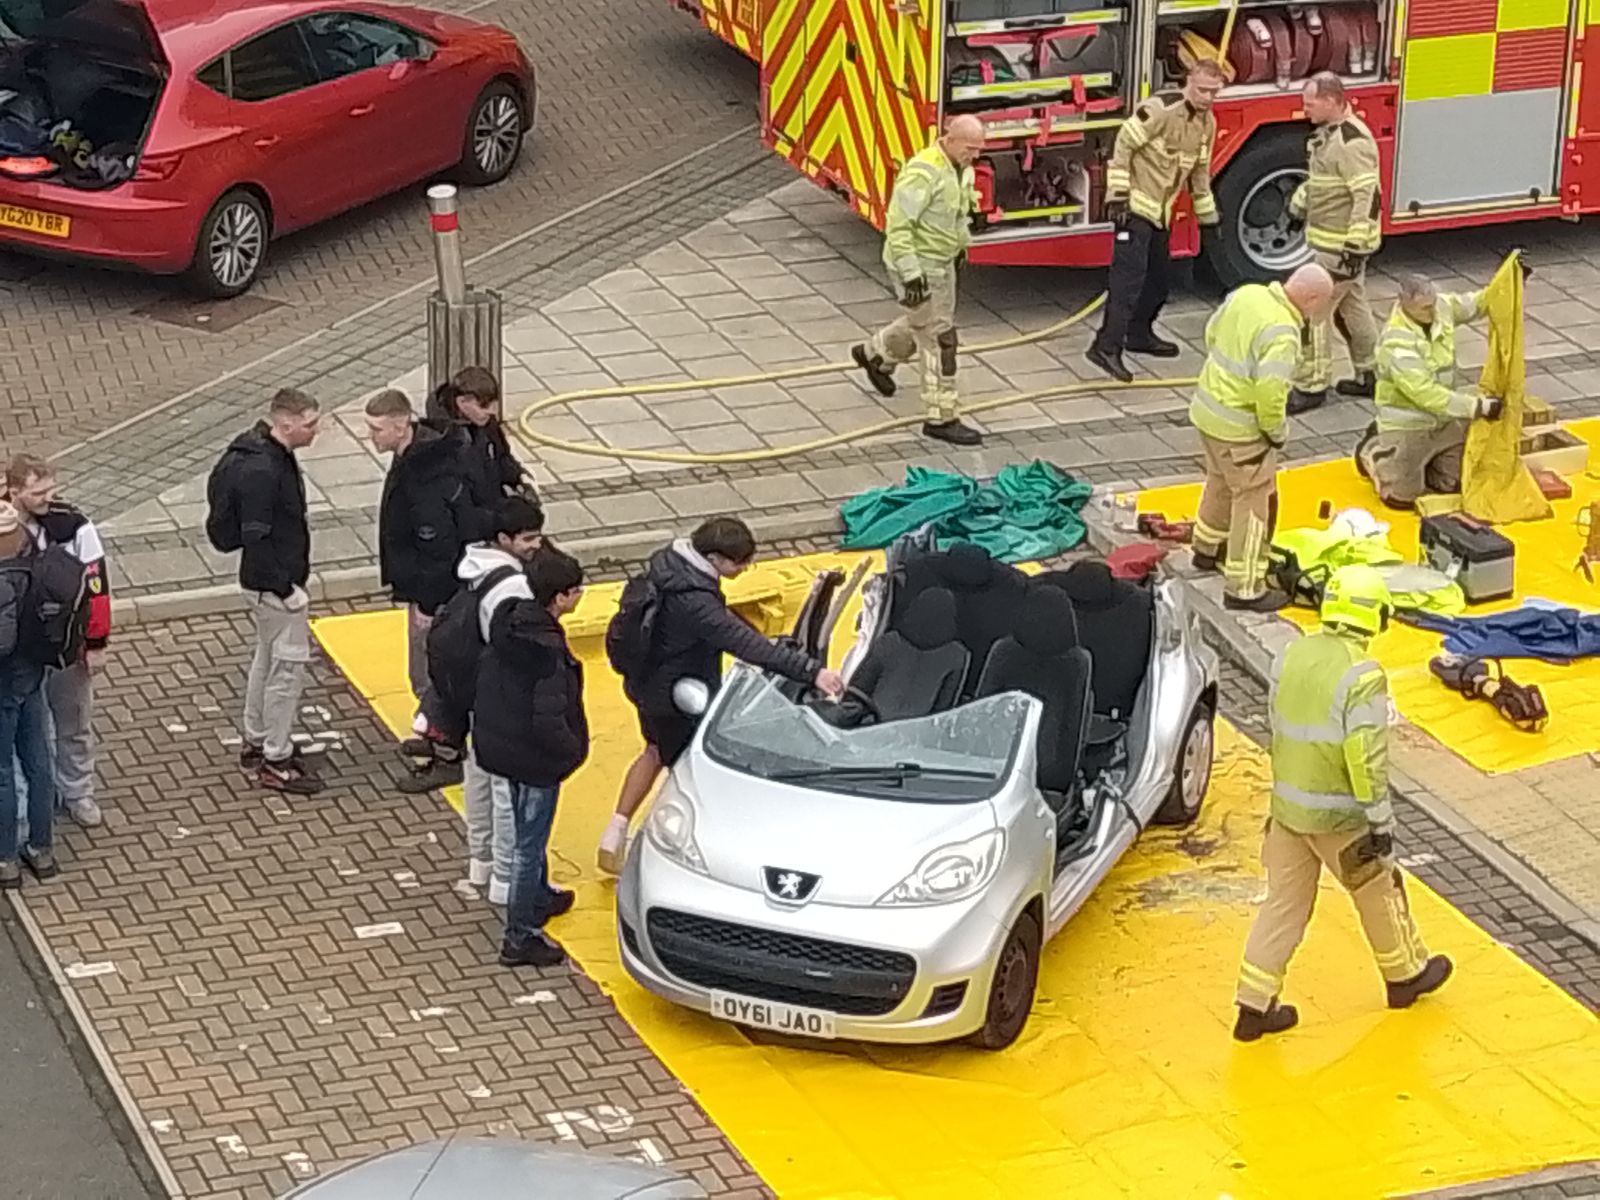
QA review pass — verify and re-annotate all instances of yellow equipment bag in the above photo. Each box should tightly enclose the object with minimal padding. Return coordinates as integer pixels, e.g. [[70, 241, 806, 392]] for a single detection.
[[1462, 251, 1552, 524]]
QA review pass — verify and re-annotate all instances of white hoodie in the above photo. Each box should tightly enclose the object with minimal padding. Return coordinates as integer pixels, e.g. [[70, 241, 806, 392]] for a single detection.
[[456, 543, 532, 640]]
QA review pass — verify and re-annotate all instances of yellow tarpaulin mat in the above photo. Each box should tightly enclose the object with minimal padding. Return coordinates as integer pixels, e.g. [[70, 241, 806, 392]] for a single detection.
[[1463, 252, 1552, 525], [315, 555, 1600, 1198], [1141, 420, 1600, 774]]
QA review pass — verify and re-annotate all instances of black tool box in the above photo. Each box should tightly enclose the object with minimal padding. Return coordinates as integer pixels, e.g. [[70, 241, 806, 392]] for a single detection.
[[1419, 514, 1515, 603]]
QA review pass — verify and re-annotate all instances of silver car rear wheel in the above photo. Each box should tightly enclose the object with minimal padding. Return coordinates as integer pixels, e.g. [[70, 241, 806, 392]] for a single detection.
[[1153, 703, 1214, 826]]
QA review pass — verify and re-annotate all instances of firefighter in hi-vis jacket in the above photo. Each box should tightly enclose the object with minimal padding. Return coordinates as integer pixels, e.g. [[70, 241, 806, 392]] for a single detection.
[[1086, 57, 1226, 385], [1286, 71, 1383, 416]]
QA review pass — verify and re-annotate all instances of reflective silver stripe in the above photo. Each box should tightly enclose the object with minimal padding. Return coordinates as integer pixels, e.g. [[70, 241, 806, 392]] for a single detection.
[[1331, 659, 1383, 712], [1274, 716, 1345, 743], [1192, 383, 1260, 433], [1257, 359, 1294, 381], [1252, 323, 1297, 356], [1347, 698, 1389, 731], [1272, 781, 1362, 811], [1207, 346, 1254, 378]]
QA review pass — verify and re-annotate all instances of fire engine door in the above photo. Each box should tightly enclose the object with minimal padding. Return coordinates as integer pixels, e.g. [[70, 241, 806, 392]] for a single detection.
[[1391, 0, 1575, 213]]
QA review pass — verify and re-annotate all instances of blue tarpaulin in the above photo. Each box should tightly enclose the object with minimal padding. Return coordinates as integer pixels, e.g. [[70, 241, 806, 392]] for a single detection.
[[1405, 600, 1600, 663]]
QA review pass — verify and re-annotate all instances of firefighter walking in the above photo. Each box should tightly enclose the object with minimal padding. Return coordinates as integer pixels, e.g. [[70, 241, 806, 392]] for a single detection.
[[852, 114, 986, 447], [1188, 263, 1333, 612], [1086, 58, 1226, 384], [1357, 272, 1509, 508], [1286, 72, 1382, 415], [1234, 566, 1453, 1042]]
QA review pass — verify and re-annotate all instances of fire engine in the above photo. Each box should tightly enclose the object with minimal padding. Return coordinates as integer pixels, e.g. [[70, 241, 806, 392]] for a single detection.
[[673, 0, 1592, 283]]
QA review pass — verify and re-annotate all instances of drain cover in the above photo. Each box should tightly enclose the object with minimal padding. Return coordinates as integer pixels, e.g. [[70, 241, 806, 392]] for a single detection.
[[134, 293, 283, 332]]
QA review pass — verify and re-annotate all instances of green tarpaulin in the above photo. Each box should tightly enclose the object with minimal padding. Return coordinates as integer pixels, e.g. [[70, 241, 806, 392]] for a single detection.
[[839, 461, 1093, 562]]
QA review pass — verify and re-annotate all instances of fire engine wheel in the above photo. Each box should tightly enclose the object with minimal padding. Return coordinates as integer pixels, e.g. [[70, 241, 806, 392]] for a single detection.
[[1206, 129, 1312, 287]]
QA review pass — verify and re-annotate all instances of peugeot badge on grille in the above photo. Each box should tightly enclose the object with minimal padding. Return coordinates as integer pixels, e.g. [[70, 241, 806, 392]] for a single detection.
[[763, 866, 820, 904]]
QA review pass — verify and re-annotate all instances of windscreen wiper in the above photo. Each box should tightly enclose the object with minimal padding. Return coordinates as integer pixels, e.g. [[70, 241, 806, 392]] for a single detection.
[[769, 761, 995, 785]]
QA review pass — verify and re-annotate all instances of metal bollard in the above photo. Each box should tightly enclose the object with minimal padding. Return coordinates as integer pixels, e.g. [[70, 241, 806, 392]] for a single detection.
[[424, 184, 503, 398]]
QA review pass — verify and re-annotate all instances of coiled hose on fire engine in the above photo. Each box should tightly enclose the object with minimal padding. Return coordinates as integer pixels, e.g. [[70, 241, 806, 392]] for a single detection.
[[514, 292, 1201, 465]]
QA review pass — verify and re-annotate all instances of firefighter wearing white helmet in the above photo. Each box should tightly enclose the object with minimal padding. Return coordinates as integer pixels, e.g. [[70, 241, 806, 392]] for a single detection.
[[1233, 565, 1453, 1042]]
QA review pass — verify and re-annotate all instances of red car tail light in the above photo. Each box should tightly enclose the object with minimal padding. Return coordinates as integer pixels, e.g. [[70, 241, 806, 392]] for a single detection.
[[134, 153, 184, 182], [0, 156, 57, 178]]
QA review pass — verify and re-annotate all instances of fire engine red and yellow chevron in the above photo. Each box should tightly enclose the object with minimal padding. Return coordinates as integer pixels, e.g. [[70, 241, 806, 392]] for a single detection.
[[1402, 0, 1572, 101], [698, 0, 760, 58], [761, 0, 938, 226]]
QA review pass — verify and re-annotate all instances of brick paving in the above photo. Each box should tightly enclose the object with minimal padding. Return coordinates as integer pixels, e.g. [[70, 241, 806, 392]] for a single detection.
[[2, 0, 761, 458]]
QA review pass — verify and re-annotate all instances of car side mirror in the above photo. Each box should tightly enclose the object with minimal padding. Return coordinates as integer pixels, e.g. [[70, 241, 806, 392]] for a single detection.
[[672, 678, 710, 717]]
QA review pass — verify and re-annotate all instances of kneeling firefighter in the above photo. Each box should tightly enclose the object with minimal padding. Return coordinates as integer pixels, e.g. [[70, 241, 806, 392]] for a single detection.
[[1356, 271, 1517, 508], [1233, 565, 1453, 1042]]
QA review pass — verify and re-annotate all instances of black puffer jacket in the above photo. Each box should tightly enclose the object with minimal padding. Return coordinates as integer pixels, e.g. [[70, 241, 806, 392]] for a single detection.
[[426, 385, 531, 527], [631, 542, 819, 712], [474, 599, 589, 788], [226, 422, 309, 598], [377, 420, 476, 614]]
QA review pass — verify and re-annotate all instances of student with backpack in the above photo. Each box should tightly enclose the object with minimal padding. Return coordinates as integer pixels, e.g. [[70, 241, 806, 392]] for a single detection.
[[207, 389, 323, 795], [416, 498, 543, 901], [0, 501, 59, 888], [6, 454, 110, 829], [473, 545, 588, 968], [425, 366, 534, 521], [596, 517, 845, 874]]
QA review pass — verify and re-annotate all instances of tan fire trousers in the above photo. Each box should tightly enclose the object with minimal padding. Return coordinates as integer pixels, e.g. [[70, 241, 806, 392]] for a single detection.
[[1293, 250, 1379, 393], [1366, 421, 1469, 505], [1194, 434, 1278, 600], [1236, 819, 1432, 1013], [867, 268, 960, 423]]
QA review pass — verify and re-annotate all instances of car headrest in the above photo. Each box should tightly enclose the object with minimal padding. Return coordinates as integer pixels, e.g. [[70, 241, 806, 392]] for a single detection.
[[936, 542, 998, 590], [898, 587, 960, 651], [1013, 584, 1078, 656], [1058, 560, 1117, 609]]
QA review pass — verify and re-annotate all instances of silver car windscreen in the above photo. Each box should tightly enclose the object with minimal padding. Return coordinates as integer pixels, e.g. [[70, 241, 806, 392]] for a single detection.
[[700, 670, 1032, 803]]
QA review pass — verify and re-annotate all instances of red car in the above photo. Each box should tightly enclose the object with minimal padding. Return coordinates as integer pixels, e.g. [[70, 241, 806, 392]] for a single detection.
[[0, 0, 534, 295]]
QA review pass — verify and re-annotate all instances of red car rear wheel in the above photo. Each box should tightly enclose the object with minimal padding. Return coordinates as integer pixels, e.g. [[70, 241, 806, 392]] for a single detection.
[[186, 188, 269, 298]]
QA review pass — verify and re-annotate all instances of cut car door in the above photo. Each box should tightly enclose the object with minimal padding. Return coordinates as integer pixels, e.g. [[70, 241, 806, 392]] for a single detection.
[[1391, 0, 1576, 214]]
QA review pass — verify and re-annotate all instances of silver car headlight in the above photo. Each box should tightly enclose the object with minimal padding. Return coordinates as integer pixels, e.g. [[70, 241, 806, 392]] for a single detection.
[[878, 830, 1005, 907], [644, 786, 707, 875]]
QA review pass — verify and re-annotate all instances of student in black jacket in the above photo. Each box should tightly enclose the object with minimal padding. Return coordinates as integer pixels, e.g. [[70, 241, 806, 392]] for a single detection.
[[427, 366, 532, 529], [215, 388, 323, 795], [596, 517, 844, 874], [474, 545, 588, 968], [365, 388, 480, 779]]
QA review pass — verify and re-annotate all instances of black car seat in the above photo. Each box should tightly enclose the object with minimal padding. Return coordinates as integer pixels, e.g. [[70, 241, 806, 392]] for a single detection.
[[972, 586, 1093, 804], [889, 542, 1031, 699], [1043, 561, 1154, 720], [846, 587, 970, 722]]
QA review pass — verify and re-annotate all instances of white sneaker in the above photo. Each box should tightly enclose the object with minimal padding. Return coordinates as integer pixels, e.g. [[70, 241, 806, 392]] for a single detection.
[[467, 858, 492, 887], [66, 799, 103, 828], [488, 878, 509, 906]]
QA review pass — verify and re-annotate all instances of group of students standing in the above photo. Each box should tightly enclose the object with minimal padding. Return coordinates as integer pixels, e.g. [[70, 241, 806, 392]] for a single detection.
[[208, 368, 842, 968]]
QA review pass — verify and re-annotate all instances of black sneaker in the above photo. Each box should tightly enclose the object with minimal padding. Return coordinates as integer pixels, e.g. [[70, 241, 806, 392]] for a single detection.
[[20, 846, 59, 880], [399, 736, 435, 762], [1125, 333, 1181, 358], [1224, 588, 1292, 613], [0, 860, 21, 890], [397, 756, 465, 794], [545, 888, 576, 920], [1286, 388, 1327, 415], [922, 419, 982, 446], [851, 344, 897, 398], [1086, 344, 1132, 384], [1387, 955, 1453, 1009], [1336, 371, 1376, 399], [240, 743, 265, 771], [1233, 1001, 1299, 1042], [499, 934, 565, 968], [260, 757, 325, 796]]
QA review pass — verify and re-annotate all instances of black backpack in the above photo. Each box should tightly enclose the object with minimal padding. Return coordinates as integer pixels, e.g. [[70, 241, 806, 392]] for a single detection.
[[426, 565, 519, 722], [605, 572, 662, 681], [20, 545, 91, 669], [204, 446, 249, 553]]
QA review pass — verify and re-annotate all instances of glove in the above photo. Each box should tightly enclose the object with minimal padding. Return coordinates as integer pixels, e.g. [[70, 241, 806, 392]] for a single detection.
[[900, 275, 929, 308], [1262, 432, 1285, 451], [1103, 196, 1129, 225], [1286, 210, 1305, 233], [1369, 820, 1395, 860], [1477, 395, 1504, 421]]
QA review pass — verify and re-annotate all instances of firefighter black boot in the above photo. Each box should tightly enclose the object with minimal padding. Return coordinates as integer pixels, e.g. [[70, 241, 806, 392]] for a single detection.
[[1336, 370, 1376, 399], [1234, 1001, 1299, 1042], [851, 344, 897, 398], [1125, 330, 1182, 358], [1286, 387, 1327, 415], [1086, 343, 1133, 384], [1387, 955, 1454, 1009]]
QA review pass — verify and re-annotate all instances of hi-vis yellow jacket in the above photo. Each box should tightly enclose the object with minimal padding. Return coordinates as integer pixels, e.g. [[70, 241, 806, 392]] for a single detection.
[[882, 144, 975, 283], [1289, 111, 1382, 256], [1188, 282, 1304, 445], [1374, 290, 1487, 433], [1106, 91, 1219, 228]]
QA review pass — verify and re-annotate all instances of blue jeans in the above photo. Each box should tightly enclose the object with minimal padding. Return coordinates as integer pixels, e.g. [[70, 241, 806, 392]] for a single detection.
[[504, 782, 560, 952], [1, 681, 56, 860]]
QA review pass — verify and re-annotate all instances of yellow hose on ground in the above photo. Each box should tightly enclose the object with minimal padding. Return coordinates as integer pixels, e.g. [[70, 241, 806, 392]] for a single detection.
[[515, 292, 1200, 466]]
